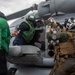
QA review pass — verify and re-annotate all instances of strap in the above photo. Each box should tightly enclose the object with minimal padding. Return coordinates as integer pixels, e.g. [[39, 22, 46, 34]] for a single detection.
[[58, 62, 67, 75], [49, 63, 58, 75], [49, 61, 67, 75]]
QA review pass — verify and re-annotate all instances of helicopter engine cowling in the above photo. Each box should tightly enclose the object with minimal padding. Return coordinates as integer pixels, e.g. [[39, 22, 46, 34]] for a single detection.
[[38, 0, 75, 18], [38, 1, 51, 18]]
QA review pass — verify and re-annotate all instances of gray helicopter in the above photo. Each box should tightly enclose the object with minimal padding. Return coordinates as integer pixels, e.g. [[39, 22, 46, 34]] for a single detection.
[[6, 0, 75, 75]]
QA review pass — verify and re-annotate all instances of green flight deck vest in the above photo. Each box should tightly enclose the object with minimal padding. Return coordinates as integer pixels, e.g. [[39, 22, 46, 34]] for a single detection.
[[22, 20, 35, 43], [0, 17, 10, 54]]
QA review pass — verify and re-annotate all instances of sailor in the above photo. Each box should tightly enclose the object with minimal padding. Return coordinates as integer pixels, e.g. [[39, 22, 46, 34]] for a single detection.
[[0, 11, 10, 75], [49, 19, 75, 75], [12, 15, 36, 45]]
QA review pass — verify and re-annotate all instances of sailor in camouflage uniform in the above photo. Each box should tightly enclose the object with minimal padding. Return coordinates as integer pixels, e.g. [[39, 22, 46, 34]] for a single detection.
[[48, 18, 75, 75]]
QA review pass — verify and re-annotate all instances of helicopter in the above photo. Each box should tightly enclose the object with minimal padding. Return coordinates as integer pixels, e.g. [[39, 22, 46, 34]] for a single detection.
[[5, 0, 75, 75]]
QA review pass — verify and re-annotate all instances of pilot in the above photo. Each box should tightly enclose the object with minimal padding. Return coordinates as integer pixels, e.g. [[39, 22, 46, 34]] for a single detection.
[[12, 15, 36, 45], [0, 11, 10, 75]]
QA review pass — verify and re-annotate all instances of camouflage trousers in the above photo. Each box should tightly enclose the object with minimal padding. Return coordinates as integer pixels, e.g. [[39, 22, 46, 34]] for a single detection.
[[54, 58, 75, 75]]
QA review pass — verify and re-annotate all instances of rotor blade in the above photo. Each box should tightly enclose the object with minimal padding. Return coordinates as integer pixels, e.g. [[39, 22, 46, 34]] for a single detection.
[[6, 7, 33, 20]]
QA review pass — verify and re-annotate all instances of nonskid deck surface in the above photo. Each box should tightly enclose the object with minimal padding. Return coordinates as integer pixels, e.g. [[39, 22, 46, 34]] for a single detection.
[[7, 62, 51, 75]]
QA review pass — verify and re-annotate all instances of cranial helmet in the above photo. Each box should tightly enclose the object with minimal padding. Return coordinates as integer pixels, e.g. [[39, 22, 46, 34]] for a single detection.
[[27, 15, 35, 22]]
